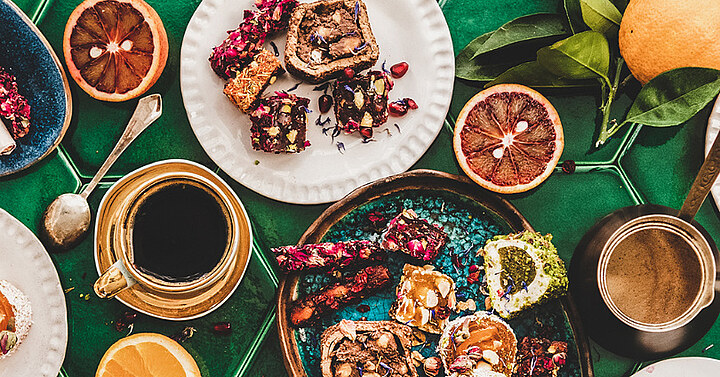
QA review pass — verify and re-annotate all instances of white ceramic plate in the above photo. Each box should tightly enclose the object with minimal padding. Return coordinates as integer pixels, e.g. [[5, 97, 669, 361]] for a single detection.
[[0, 208, 67, 377], [704, 95, 720, 207], [631, 357, 720, 377], [181, 0, 454, 204]]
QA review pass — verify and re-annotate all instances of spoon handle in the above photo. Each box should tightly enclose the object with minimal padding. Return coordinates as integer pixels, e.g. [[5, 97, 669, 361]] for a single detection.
[[678, 129, 720, 222], [79, 94, 163, 199]]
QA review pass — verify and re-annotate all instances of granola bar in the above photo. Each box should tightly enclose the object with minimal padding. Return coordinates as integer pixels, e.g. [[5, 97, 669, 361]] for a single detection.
[[272, 240, 385, 273]]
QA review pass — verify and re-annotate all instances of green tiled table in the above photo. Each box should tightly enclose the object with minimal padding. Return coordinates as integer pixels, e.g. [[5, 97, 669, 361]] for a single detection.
[[1, 0, 719, 376]]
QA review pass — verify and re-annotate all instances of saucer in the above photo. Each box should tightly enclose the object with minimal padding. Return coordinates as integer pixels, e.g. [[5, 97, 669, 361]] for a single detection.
[[94, 159, 252, 320]]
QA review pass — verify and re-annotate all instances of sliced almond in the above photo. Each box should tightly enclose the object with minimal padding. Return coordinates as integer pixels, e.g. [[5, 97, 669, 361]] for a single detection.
[[287, 129, 298, 143], [354, 91, 365, 108], [425, 290, 439, 308], [482, 350, 500, 365], [360, 112, 373, 128], [374, 78, 385, 94], [437, 279, 451, 298]]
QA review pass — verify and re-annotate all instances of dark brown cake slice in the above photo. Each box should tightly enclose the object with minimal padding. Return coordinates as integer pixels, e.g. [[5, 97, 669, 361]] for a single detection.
[[224, 49, 284, 113], [321, 320, 418, 377], [248, 93, 310, 153], [285, 0, 379, 83], [332, 70, 392, 138]]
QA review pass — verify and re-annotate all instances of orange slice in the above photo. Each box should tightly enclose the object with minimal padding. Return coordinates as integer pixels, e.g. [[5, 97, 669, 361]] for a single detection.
[[453, 84, 564, 194], [95, 333, 201, 377], [63, 0, 169, 102]]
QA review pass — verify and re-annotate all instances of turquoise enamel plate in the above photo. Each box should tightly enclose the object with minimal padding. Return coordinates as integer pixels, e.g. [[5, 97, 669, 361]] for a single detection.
[[277, 170, 593, 377]]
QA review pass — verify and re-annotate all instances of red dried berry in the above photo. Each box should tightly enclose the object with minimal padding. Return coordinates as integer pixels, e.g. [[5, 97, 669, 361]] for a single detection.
[[390, 62, 409, 78], [405, 98, 418, 109], [319, 94, 333, 113], [469, 265, 479, 273], [359, 127, 373, 139], [467, 270, 481, 284], [388, 101, 408, 116], [435, 306, 451, 320], [562, 160, 576, 174], [343, 68, 355, 80], [212, 322, 232, 335], [357, 304, 370, 313]]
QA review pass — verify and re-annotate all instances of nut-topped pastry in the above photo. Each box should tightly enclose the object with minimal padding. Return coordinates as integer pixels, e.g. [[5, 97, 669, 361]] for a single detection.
[[321, 320, 417, 377], [437, 313, 517, 377], [248, 93, 311, 153], [480, 231, 568, 319], [285, 0, 380, 83], [224, 49, 284, 113], [390, 264, 456, 334]]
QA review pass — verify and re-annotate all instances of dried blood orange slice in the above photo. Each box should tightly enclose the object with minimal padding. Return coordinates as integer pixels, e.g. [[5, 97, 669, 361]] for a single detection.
[[63, 0, 168, 102], [453, 84, 564, 194]]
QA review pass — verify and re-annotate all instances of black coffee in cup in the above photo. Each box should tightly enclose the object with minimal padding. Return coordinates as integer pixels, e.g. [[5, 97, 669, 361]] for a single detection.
[[605, 227, 703, 325], [131, 182, 229, 282]]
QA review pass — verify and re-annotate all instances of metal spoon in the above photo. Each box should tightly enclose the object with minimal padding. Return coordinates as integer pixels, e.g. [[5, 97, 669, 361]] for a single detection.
[[40, 94, 162, 251]]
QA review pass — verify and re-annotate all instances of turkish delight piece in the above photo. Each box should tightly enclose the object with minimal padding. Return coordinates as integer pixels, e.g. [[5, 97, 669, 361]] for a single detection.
[[248, 93, 310, 153], [209, 10, 267, 79], [255, 0, 299, 35], [480, 231, 568, 319], [224, 49, 284, 113], [0, 66, 30, 140], [390, 264, 456, 334], [332, 70, 392, 138], [272, 240, 385, 273], [289, 265, 391, 327], [381, 209, 449, 261]]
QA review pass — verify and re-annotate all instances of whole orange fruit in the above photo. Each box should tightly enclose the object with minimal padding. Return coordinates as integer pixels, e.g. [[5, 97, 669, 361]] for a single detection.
[[619, 0, 720, 85]]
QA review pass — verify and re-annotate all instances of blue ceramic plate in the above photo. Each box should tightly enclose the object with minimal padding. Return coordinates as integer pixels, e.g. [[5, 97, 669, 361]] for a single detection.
[[0, 0, 71, 177], [277, 170, 592, 377]]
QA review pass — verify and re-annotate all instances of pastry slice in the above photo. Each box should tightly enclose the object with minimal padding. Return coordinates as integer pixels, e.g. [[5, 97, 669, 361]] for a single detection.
[[513, 337, 568, 377], [390, 264, 456, 334], [321, 320, 417, 377], [437, 313, 517, 377], [0, 280, 32, 359], [480, 231, 568, 319], [224, 49, 284, 113]]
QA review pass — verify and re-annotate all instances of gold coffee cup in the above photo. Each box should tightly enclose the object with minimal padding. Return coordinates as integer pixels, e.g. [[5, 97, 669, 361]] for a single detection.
[[93, 160, 250, 303]]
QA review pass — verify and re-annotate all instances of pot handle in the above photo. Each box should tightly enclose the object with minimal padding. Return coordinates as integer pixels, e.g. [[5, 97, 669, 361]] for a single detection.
[[93, 260, 137, 299], [679, 130, 720, 222]]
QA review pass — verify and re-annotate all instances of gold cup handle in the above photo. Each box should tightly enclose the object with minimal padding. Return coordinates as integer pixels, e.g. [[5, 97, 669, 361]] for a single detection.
[[94, 260, 138, 299]]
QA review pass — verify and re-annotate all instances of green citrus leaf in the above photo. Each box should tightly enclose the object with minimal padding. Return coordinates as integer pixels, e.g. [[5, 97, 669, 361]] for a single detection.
[[621, 67, 720, 128], [563, 0, 588, 34], [579, 0, 622, 36], [456, 31, 523, 81], [485, 61, 598, 88], [537, 31, 610, 83], [470, 13, 571, 60]]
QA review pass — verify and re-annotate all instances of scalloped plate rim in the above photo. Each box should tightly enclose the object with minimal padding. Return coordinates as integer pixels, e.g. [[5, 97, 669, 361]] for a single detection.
[[179, 0, 454, 204]]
